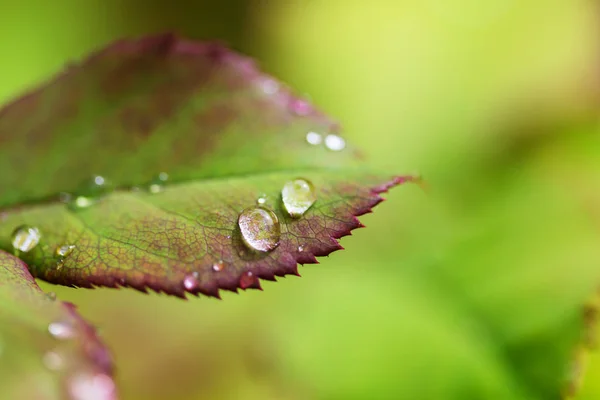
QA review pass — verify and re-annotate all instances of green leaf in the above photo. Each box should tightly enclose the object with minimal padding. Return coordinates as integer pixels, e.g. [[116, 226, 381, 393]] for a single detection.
[[0, 34, 417, 297], [0, 250, 115, 399]]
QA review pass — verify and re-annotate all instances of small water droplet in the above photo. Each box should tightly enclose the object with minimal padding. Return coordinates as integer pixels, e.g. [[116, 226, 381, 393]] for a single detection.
[[183, 274, 199, 291], [43, 351, 64, 371], [324, 134, 346, 151], [239, 271, 259, 289], [212, 260, 224, 272], [46, 292, 57, 301], [260, 78, 279, 95], [238, 207, 281, 253], [290, 98, 312, 116], [11, 225, 41, 253], [298, 245, 304, 252], [67, 176, 110, 210], [306, 131, 322, 145], [48, 321, 75, 340], [68, 372, 116, 400], [281, 178, 317, 218], [147, 172, 169, 194], [56, 244, 76, 258], [256, 194, 268, 205]]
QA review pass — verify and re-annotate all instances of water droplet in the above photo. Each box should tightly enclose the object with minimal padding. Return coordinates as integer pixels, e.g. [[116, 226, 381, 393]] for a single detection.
[[306, 131, 322, 145], [48, 322, 75, 340], [238, 207, 280, 252], [260, 78, 279, 95], [281, 178, 317, 218], [324, 134, 346, 151], [298, 245, 304, 252], [183, 274, 199, 291], [43, 351, 64, 371], [56, 244, 76, 258], [68, 372, 116, 400], [147, 172, 169, 194], [212, 260, 224, 272], [290, 98, 312, 116], [67, 176, 110, 210], [239, 271, 259, 289], [46, 292, 57, 301], [256, 194, 268, 205], [11, 225, 41, 253]]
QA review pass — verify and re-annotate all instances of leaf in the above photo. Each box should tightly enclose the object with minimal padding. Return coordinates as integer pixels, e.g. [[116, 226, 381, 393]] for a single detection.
[[0, 34, 417, 297], [0, 250, 116, 399]]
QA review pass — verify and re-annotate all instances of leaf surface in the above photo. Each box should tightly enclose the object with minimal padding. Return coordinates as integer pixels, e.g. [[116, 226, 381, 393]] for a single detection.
[[0, 250, 116, 399], [0, 34, 416, 297]]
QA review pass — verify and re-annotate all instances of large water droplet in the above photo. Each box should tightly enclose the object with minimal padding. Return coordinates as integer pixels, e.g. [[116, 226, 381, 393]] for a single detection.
[[306, 131, 322, 145], [238, 207, 280, 252], [281, 178, 317, 218], [68, 372, 116, 400], [324, 134, 346, 151], [147, 172, 169, 194], [11, 225, 41, 253], [68, 175, 110, 210], [48, 321, 75, 340]]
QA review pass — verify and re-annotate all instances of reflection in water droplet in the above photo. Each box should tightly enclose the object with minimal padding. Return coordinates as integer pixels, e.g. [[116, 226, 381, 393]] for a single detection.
[[48, 322, 75, 340], [238, 207, 280, 253], [43, 351, 64, 371], [324, 134, 346, 151], [46, 292, 57, 301], [147, 172, 169, 194], [68, 372, 116, 400], [183, 274, 198, 291], [212, 260, 224, 272], [306, 131, 322, 146], [281, 178, 317, 218], [11, 225, 41, 253]]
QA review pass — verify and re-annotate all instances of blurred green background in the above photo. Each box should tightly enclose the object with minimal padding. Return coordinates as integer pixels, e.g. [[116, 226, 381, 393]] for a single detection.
[[2, 1, 600, 399]]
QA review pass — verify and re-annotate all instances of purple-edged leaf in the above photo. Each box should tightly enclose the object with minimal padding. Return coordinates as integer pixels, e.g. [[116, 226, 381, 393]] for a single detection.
[[0, 34, 417, 297], [0, 250, 116, 399]]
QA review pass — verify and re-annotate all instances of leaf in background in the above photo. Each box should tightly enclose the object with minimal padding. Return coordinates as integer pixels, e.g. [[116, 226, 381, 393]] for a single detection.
[[0, 34, 417, 297], [0, 250, 115, 399]]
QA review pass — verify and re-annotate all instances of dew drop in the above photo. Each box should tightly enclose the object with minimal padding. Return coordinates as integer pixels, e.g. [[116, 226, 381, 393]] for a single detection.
[[238, 207, 281, 252], [256, 194, 268, 205], [56, 244, 76, 258], [260, 78, 279, 95], [298, 245, 304, 252], [67, 175, 110, 210], [281, 178, 317, 218], [46, 292, 57, 301], [68, 372, 116, 400], [290, 98, 312, 116], [43, 351, 64, 371], [306, 131, 322, 145], [147, 172, 169, 194], [239, 271, 259, 289], [324, 134, 346, 151], [48, 321, 75, 340], [11, 225, 41, 253], [212, 260, 224, 272], [183, 274, 199, 291]]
